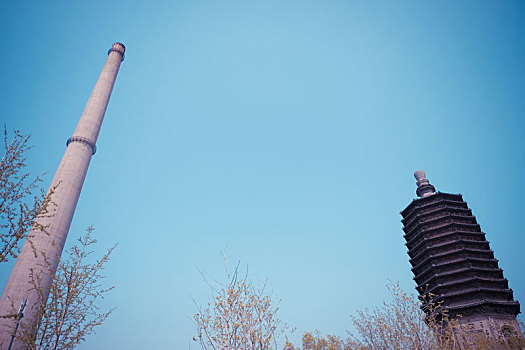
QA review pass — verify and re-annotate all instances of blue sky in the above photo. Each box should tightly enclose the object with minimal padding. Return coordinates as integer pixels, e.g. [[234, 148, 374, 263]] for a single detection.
[[1, 1, 525, 348]]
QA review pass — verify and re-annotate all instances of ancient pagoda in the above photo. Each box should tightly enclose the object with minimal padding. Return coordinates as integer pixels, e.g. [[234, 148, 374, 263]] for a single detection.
[[401, 170, 522, 345]]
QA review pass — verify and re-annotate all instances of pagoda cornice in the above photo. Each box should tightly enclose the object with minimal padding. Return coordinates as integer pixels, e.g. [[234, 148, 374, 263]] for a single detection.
[[405, 220, 481, 246], [404, 219, 481, 243], [402, 204, 472, 229], [410, 247, 495, 272], [418, 276, 508, 295], [401, 192, 464, 218], [406, 230, 486, 254], [413, 256, 499, 279], [445, 299, 520, 315], [415, 266, 504, 289], [408, 238, 489, 260], [403, 210, 476, 236], [432, 286, 514, 302]]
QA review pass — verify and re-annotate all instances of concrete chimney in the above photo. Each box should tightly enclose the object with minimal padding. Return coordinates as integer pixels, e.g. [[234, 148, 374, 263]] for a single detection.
[[0, 43, 125, 349]]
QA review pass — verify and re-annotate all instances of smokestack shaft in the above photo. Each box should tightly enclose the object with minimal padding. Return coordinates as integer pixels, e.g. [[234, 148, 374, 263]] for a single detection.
[[0, 43, 125, 349]]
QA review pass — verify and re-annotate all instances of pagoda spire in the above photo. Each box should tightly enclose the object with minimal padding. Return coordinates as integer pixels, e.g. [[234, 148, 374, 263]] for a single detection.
[[0, 43, 125, 349], [414, 169, 436, 198]]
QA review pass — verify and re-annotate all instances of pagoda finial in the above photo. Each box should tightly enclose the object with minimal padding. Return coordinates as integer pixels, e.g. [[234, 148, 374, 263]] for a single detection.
[[414, 170, 436, 198]]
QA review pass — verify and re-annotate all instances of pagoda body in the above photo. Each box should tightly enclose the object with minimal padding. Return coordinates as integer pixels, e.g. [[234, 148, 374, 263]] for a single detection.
[[401, 171, 522, 345]]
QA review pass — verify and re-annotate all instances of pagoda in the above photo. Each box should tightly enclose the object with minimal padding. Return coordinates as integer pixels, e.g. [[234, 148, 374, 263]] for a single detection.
[[401, 170, 522, 345]]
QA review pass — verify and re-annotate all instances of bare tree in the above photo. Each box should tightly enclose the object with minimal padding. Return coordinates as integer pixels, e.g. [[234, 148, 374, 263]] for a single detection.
[[283, 331, 353, 350], [193, 260, 289, 350], [345, 282, 460, 350], [17, 227, 117, 350], [348, 283, 525, 350], [285, 282, 456, 350], [289, 282, 525, 350], [0, 128, 52, 263]]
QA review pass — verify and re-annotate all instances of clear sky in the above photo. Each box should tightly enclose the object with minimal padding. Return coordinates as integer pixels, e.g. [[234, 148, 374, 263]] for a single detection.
[[1, 1, 525, 348]]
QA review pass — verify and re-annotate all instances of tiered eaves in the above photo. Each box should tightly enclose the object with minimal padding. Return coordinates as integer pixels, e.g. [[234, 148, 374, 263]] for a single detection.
[[401, 191, 520, 320]]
